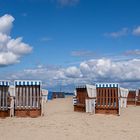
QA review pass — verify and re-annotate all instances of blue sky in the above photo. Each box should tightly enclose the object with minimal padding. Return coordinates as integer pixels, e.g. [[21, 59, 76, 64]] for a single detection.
[[0, 0, 140, 91]]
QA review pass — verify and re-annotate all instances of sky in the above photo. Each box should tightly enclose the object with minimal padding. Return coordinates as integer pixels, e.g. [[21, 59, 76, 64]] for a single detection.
[[0, 0, 140, 91]]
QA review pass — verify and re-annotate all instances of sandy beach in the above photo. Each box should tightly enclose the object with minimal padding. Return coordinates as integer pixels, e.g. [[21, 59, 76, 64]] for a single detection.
[[0, 97, 140, 140]]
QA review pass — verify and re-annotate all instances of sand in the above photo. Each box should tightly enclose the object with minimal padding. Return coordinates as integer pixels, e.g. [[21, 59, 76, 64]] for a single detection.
[[0, 97, 140, 140]]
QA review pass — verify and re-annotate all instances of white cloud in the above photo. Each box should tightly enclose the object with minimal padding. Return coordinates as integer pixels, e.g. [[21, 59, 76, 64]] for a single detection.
[[7, 37, 32, 55], [4, 58, 140, 89], [0, 14, 32, 66], [0, 52, 19, 66], [65, 66, 82, 78], [104, 28, 129, 38], [0, 14, 14, 34], [79, 58, 140, 82], [133, 26, 140, 36], [104, 26, 140, 37], [125, 49, 140, 55]]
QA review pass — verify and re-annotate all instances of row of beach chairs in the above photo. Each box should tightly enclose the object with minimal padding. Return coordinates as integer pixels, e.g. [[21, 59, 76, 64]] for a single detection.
[[0, 80, 42, 118], [73, 83, 140, 115]]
